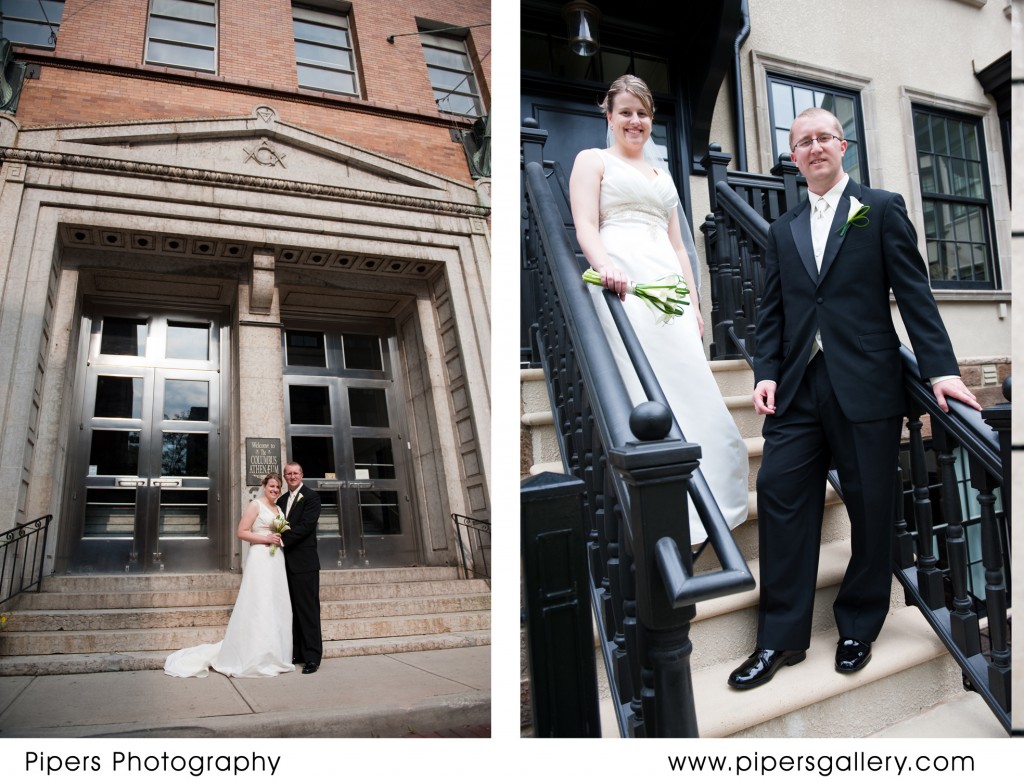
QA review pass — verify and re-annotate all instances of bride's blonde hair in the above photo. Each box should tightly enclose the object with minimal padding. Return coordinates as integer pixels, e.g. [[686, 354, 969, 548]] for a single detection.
[[262, 472, 282, 487], [600, 74, 655, 118]]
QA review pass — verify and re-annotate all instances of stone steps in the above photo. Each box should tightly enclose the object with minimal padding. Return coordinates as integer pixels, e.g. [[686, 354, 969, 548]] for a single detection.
[[521, 362, 968, 737], [0, 567, 490, 675]]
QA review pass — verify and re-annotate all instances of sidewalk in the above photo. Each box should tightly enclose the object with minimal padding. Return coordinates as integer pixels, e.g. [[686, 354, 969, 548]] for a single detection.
[[0, 645, 490, 738]]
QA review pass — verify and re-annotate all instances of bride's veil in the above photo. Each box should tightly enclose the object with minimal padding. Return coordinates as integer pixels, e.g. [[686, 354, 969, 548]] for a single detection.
[[605, 127, 702, 295]]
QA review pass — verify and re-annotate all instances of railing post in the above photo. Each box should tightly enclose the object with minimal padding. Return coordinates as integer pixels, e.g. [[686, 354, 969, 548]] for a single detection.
[[521, 471, 601, 737], [608, 404, 702, 738], [521, 119, 550, 366], [770, 154, 801, 213], [905, 406, 946, 609]]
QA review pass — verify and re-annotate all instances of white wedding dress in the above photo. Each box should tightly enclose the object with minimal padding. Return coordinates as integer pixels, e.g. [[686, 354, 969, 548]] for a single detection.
[[164, 500, 293, 678], [589, 149, 749, 544]]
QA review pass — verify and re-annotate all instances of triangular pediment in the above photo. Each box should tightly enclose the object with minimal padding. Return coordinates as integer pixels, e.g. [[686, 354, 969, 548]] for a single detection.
[[4, 105, 478, 208]]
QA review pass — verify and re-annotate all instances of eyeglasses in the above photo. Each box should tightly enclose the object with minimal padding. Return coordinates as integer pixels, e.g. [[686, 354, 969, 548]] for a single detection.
[[793, 134, 843, 150]]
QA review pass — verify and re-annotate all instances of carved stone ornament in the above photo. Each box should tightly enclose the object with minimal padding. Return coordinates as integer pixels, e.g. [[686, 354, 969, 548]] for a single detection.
[[243, 138, 287, 168]]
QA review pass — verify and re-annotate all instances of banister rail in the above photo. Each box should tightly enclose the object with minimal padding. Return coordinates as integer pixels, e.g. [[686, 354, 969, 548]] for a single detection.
[[1, 515, 53, 608], [521, 131, 755, 737], [451, 513, 490, 580]]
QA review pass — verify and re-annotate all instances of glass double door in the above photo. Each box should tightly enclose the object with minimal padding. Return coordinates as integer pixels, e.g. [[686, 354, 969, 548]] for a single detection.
[[284, 329, 417, 568], [67, 312, 222, 572]]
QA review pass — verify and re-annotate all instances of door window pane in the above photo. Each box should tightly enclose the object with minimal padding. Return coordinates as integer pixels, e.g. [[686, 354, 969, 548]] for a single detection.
[[84, 488, 135, 537], [315, 491, 340, 539], [166, 322, 210, 360], [94, 376, 143, 419], [353, 438, 395, 480], [290, 436, 335, 477], [89, 431, 140, 475], [164, 380, 209, 421], [359, 490, 400, 535], [289, 385, 331, 425], [342, 334, 383, 370], [286, 330, 327, 367], [161, 432, 209, 476], [348, 388, 389, 427], [100, 318, 147, 356], [159, 489, 209, 537]]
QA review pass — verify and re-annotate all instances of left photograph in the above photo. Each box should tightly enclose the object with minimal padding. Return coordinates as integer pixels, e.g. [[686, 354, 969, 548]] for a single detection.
[[0, 0, 490, 738]]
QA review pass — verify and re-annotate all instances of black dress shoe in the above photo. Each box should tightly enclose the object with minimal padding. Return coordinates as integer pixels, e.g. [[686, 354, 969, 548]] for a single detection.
[[301, 662, 319, 674], [835, 638, 871, 673], [727, 648, 806, 690]]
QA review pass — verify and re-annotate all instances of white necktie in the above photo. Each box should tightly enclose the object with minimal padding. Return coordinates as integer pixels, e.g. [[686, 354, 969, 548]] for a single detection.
[[811, 197, 830, 270], [810, 197, 830, 358]]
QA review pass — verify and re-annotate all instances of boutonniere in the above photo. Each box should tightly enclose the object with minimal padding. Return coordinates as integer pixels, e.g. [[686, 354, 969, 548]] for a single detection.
[[838, 196, 870, 237]]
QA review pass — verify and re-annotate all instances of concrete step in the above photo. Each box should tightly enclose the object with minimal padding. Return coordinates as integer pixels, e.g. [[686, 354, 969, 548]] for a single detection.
[[15, 577, 489, 611], [0, 609, 491, 657], [710, 358, 755, 397], [0, 630, 492, 677], [33, 566, 462, 594], [689, 539, 913, 671], [8, 593, 492, 633], [693, 606, 962, 737]]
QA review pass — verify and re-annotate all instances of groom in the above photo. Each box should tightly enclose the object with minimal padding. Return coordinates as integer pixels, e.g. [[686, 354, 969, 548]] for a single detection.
[[727, 107, 981, 690], [279, 461, 323, 674]]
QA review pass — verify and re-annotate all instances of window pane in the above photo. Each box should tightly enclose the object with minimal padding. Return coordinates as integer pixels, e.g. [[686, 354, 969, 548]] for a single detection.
[[89, 430, 140, 475], [100, 317, 147, 356], [294, 19, 348, 46], [152, 0, 215, 23], [423, 46, 470, 70], [286, 330, 327, 367], [930, 115, 949, 155], [298, 65, 356, 94], [348, 388, 389, 428], [426, 65, 471, 91], [95, 376, 143, 419], [1, 19, 57, 46], [420, 33, 481, 117], [290, 436, 335, 477], [159, 489, 208, 537], [342, 334, 383, 370], [289, 385, 332, 425], [296, 41, 352, 68], [147, 40, 216, 70], [772, 82, 794, 129], [162, 432, 209, 476], [164, 380, 209, 421], [166, 322, 210, 360], [352, 438, 395, 480], [84, 488, 135, 537], [435, 91, 479, 116], [359, 490, 401, 535], [149, 17, 216, 46]]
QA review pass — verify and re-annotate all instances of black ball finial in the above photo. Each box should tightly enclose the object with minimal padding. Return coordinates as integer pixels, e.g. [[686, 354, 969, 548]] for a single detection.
[[630, 401, 672, 441]]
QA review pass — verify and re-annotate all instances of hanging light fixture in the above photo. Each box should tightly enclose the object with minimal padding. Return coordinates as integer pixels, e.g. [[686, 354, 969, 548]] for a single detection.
[[562, 1, 601, 57]]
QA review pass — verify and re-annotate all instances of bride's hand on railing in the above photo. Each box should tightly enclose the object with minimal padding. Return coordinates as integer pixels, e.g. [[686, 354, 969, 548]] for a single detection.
[[596, 266, 629, 301]]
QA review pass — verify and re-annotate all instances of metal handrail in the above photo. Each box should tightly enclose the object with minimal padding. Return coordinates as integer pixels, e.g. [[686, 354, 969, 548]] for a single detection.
[[451, 514, 490, 580], [1, 514, 53, 607]]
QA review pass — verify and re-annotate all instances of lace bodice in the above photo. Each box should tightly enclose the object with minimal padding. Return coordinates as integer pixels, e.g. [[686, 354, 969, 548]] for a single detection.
[[598, 150, 679, 232]]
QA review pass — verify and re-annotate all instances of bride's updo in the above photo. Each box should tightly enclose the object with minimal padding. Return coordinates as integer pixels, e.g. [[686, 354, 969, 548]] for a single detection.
[[600, 74, 655, 117]]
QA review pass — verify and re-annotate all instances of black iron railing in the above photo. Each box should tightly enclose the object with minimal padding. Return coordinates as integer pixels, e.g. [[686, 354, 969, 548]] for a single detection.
[[1, 515, 53, 608], [702, 145, 1012, 732], [451, 514, 490, 580], [521, 124, 755, 738]]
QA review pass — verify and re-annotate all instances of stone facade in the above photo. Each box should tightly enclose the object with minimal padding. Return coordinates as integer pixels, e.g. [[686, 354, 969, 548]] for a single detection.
[[0, 0, 490, 575]]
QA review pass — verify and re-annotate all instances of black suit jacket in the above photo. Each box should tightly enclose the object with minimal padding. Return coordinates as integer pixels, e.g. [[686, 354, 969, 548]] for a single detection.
[[277, 484, 321, 574], [753, 179, 959, 423]]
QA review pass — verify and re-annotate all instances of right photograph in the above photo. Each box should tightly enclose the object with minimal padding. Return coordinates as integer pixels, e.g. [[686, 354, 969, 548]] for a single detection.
[[519, 0, 1014, 739]]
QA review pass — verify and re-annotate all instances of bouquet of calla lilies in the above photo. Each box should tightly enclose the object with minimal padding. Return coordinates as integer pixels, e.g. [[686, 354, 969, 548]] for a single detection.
[[583, 268, 690, 325], [268, 514, 290, 556]]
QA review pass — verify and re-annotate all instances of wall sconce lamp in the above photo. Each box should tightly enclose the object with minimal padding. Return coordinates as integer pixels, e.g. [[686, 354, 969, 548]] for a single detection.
[[562, 1, 601, 57]]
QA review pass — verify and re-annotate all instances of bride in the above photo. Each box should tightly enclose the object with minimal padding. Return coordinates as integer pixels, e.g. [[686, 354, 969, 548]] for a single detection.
[[164, 472, 293, 677], [568, 74, 749, 545]]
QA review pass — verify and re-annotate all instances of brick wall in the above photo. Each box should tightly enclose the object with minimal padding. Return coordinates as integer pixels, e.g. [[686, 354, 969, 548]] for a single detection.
[[12, 0, 490, 183]]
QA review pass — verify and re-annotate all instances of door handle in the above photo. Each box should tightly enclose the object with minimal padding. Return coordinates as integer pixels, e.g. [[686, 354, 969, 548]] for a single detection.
[[151, 479, 182, 488], [117, 479, 147, 487]]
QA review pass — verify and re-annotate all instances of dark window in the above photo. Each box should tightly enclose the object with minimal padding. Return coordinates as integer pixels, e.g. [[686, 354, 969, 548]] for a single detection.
[[767, 74, 867, 185], [1, 0, 64, 48], [293, 2, 358, 96], [145, 0, 217, 73], [420, 28, 483, 117], [913, 107, 997, 289]]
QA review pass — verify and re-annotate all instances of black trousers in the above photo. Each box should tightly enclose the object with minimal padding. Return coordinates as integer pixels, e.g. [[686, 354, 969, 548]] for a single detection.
[[287, 569, 323, 665], [755, 353, 902, 650]]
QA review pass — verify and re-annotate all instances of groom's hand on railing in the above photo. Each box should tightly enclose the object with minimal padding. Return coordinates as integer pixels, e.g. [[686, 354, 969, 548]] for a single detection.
[[752, 380, 777, 415], [931, 377, 982, 413]]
